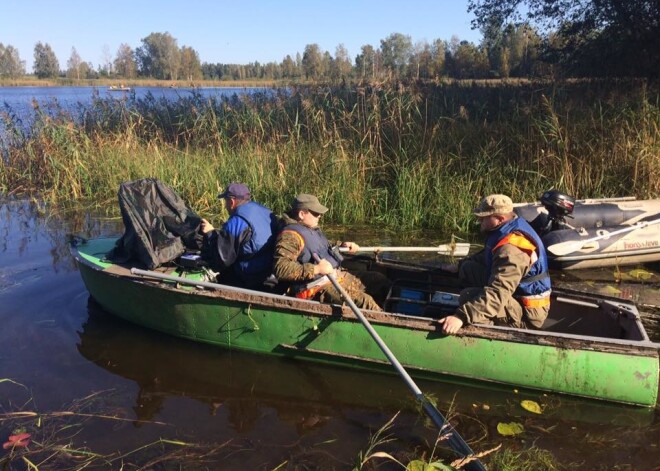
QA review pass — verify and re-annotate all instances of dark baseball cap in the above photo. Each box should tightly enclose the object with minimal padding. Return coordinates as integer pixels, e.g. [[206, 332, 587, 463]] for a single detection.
[[217, 183, 250, 199], [291, 194, 329, 214]]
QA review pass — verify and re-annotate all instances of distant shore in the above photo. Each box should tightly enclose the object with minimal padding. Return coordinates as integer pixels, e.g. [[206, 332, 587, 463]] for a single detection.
[[0, 77, 284, 88]]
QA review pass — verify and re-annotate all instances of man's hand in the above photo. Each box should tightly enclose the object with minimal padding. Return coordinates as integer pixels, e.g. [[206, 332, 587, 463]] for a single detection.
[[341, 241, 360, 254], [438, 315, 464, 335], [313, 258, 336, 276], [200, 218, 214, 234]]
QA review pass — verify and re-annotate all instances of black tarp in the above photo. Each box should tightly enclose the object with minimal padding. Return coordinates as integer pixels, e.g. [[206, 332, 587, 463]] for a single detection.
[[107, 178, 203, 269]]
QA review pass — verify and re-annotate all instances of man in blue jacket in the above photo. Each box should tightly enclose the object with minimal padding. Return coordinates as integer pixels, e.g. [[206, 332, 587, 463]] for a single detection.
[[200, 182, 278, 290]]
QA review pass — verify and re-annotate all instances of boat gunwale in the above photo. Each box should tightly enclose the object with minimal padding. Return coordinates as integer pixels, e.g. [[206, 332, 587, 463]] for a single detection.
[[71, 243, 660, 357]]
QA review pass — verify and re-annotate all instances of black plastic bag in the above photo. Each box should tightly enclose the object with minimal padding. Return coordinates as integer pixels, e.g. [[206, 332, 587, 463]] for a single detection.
[[107, 178, 202, 269]]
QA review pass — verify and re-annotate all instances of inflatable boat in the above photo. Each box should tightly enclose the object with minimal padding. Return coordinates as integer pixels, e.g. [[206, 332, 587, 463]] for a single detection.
[[514, 191, 660, 270]]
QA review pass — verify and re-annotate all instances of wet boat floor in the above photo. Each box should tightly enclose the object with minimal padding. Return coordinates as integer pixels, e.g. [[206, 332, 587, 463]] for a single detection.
[[552, 266, 660, 342]]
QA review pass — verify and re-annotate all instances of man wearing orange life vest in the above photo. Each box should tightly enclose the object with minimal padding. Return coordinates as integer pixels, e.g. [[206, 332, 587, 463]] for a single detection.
[[439, 194, 551, 335], [273, 194, 382, 311]]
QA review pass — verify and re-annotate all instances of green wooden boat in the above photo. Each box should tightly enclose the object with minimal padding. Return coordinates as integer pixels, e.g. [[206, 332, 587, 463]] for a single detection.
[[71, 237, 660, 407]]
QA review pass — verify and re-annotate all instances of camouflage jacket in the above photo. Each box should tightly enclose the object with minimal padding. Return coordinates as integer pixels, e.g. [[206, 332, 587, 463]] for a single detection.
[[455, 243, 546, 325], [272, 214, 320, 282]]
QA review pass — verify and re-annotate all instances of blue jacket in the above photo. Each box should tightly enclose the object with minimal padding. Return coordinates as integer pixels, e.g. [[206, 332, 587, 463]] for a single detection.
[[203, 201, 277, 288]]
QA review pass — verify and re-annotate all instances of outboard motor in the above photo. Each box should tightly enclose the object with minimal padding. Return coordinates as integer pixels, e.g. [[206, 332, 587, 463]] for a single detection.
[[531, 190, 576, 236], [540, 190, 575, 221]]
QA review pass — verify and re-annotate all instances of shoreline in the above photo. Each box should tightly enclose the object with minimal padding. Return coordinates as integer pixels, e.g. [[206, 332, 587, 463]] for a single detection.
[[0, 78, 285, 88]]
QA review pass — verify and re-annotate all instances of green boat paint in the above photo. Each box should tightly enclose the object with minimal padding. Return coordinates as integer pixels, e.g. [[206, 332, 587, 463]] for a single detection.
[[72, 237, 659, 407]]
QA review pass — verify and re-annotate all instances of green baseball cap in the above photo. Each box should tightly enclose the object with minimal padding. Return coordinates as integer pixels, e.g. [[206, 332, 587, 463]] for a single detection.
[[291, 194, 329, 214]]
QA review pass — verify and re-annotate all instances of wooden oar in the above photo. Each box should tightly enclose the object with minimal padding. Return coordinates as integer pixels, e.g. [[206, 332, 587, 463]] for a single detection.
[[339, 242, 471, 257], [547, 218, 660, 256], [312, 254, 486, 470]]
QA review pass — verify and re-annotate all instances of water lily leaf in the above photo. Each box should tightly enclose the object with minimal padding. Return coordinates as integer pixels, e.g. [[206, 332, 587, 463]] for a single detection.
[[520, 400, 543, 414], [601, 285, 622, 294], [497, 422, 525, 436], [625, 269, 654, 281], [406, 459, 454, 471]]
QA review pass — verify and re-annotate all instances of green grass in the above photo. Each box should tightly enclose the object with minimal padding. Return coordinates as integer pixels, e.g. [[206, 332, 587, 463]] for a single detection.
[[486, 446, 561, 471]]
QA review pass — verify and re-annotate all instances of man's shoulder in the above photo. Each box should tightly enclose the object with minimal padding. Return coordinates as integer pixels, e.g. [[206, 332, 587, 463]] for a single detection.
[[274, 229, 306, 257], [494, 240, 532, 263], [277, 228, 304, 243], [224, 214, 250, 233]]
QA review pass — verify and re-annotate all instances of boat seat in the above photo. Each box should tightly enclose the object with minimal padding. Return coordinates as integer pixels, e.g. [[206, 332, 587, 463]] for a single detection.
[[384, 279, 457, 318]]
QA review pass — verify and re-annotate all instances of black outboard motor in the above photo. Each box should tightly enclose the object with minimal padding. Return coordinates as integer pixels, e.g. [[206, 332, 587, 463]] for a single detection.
[[541, 190, 575, 220], [531, 190, 576, 236]]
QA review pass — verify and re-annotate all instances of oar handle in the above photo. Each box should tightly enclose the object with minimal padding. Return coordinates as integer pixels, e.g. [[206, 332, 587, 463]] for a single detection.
[[312, 255, 485, 470], [339, 243, 471, 256]]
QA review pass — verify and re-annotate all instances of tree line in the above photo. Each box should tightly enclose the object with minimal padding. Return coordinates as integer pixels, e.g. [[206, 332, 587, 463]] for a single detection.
[[1, 0, 658, 82]]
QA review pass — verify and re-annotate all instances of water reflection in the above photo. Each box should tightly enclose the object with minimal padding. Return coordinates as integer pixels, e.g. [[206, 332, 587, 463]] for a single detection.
[[77, 298, 417, 429], [0, 198, 120, 273]]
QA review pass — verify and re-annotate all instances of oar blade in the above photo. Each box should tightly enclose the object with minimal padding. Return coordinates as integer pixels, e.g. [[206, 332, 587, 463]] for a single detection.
[[546, 240, 584, 256]]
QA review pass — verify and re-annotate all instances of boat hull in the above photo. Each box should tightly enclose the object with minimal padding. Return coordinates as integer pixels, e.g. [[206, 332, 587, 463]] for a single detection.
[[542, 224, 660, 270], [77, 306, 657, 426], [72, 238, 659, 406]]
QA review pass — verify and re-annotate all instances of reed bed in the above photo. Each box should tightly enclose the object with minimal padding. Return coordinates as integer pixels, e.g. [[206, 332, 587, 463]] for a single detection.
[[1, 80, 658, 230]]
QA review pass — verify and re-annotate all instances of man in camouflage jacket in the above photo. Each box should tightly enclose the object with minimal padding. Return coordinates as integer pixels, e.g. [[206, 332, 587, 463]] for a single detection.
[[439, 194, 551, 335], [273, 194, 382, 311]]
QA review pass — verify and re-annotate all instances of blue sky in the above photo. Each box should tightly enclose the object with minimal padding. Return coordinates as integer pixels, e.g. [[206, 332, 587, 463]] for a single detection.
[[3, 0, 482, 73]]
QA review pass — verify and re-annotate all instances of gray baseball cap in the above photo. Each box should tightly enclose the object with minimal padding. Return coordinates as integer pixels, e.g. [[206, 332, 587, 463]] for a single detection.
[[217, 183, 250, 199]]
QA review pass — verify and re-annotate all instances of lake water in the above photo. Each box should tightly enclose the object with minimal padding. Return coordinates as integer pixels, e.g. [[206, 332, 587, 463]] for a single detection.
[[0, 85, 266, 143], [0, 85, 260, 109], [1, 198, 659, 469]]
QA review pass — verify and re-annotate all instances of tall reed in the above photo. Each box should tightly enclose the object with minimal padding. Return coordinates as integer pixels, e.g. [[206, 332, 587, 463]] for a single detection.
[[1, 79, 658, 230]]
